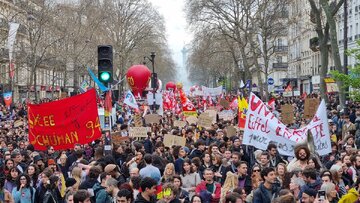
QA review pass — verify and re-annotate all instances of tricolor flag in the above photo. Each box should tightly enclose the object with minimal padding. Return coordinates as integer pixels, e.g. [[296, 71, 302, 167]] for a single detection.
[[238, 96, 248, 129], [124, 90, 139, 109], [3, 92, 12, 108]]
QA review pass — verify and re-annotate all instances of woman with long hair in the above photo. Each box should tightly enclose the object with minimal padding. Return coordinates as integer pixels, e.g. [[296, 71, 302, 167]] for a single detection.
[[211, 154, 223, 183], [70, 167, 81, 191], [5, 167, 20, 193], [161, 163, 175, 184], [172, 175, 190, 203], [12, 174, 36, 203], [276, 163, 287, 187], [26, 164, 40, 188], [180, 158, 201, 199], [4, 159, 14, 177], [330, 164, 347, 197]]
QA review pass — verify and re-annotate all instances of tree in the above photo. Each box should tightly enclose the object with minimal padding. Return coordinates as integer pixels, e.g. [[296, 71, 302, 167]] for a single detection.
[[331, 40, 360, 102], [308, 0, 344, 105]]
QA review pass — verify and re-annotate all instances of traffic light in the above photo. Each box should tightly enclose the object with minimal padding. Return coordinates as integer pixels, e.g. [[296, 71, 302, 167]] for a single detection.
[[98, 45, 113, 86]]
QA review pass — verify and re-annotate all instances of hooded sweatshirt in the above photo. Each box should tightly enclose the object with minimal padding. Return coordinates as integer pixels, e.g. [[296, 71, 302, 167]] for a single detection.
[[339, 188, 359, 203]]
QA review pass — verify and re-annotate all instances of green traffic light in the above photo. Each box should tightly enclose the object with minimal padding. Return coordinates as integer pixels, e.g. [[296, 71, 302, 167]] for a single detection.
[[100, 72, 111, 81]]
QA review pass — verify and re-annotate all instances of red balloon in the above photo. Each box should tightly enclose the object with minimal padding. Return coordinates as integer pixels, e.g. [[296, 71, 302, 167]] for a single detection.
[[165, 81, 177, 91], [126, 65, 151, 96]]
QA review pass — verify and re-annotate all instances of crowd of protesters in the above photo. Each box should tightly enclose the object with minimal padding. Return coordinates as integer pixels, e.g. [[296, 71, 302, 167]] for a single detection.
[[0, 93, 359, 203]]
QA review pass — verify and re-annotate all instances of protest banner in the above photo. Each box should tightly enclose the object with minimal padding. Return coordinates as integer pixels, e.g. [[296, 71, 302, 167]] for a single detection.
[[197, 113, 213, 129], [281, 104, 294, 124], [243, 93, 331, 156], [205, 109, 217, 123], [28, 89, 101, 151], [202, 86, 223, 96], [219, 99, 230, 109], [304, 98, 320, 119], [218, 110, 234, 121], [163, 134, 186, 147], [129, 127, 150, 138], [174, 120, 186, 128], [186, 116, 198, 124], [144, 114, 161, 124], [283, 91, 293, 97]]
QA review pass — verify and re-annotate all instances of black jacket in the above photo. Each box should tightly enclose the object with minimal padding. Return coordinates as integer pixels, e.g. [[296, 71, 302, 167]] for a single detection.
[[189, 149, 203, 159], [134, 193, 157, 203], [253, 183, 280, 203], [79, 178, 99, 190]]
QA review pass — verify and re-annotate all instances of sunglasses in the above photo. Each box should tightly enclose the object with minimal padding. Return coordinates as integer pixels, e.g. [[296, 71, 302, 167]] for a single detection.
[[253, 169, 260, 172]]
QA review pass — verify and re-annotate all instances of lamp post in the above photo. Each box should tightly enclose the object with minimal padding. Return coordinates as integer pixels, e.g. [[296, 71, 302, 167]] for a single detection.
[[144, 52, 157, 112]]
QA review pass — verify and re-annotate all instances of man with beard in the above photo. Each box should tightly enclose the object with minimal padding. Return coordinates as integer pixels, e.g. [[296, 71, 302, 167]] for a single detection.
[[287, 146, 310, 172], [253, 167, 280, 203], [105, 178, 119, 203], [350, 154, 360, 182]]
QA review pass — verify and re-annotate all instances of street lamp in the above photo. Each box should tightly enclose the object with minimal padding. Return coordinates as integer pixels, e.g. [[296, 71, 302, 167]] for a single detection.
[[143, 52, 157, 112]]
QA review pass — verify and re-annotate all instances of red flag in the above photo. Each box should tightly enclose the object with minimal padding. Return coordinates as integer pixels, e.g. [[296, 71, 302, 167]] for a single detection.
[[104, 90, 112, 116]]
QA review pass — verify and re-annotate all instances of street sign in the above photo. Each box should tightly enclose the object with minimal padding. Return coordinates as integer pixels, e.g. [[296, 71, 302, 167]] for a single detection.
[[268, 78, 274, 85]]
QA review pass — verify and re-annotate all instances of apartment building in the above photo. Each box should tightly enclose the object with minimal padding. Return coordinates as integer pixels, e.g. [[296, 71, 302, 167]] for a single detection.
[[287, 0, 335, 94], [337, 0, 360, 68]]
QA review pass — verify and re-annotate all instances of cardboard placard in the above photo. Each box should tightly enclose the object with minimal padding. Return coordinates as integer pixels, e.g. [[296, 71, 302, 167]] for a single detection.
[[304, 98, 319, 119], [174, 120, 186, 128], [111, 134, 130, 145], [144, 114, 161, 124], [163, 134, 186, 147], [198, 113, 213, 129], [134, 114, 143, 127], [219, 99, 230, 109], [281, 104, 294, 124], [14, 120, 24, 128], [226, 126, 237, 137], [205, 110, 217, 123], [129, 127, 150, 138], [186, 116, 198, 124]]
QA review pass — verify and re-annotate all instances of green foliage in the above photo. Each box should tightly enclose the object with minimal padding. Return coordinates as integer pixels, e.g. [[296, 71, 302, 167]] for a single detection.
[[331, 40, 360, 101]]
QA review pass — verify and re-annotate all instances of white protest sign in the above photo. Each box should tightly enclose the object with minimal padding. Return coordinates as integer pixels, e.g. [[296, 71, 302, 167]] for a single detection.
[[218, 110, 234, 121], [129, 127, 151, 138], [202, 86, 223, 96], [243, 93, 331, 156]]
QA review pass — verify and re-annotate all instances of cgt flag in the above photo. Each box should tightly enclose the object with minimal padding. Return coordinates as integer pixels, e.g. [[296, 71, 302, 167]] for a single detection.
[[3, 92, 12, 107], [27, 89, 101, 150]]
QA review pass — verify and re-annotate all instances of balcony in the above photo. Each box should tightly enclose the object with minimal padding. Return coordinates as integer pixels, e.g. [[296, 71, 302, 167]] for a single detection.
[[274, 46, 288, 53], [310, 37, 320, 52], [273, 62, 288, 69], [0, 48, 9, 61]]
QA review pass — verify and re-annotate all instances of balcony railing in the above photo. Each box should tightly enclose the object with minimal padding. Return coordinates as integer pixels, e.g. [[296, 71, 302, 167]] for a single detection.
[[273, 62, 288, 69], [274, 46, 288, 53]]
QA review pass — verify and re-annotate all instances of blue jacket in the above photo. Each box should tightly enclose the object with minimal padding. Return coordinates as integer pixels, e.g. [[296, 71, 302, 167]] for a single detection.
[[12, 187, 36, 203], [92, 182, 112, 203], [298, 178, 322, 200], [253, 183, 280, 203]]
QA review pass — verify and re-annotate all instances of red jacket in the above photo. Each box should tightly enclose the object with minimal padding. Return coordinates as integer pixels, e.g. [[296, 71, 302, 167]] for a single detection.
[[195, 181, 221, 203]]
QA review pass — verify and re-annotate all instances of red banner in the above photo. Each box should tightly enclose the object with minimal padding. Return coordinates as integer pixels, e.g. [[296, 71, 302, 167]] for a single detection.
[[27, 89, 101, 150]]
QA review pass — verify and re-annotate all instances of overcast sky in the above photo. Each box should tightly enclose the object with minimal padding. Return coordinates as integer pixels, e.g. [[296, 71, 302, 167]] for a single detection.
[[149, 0, 193, 68]]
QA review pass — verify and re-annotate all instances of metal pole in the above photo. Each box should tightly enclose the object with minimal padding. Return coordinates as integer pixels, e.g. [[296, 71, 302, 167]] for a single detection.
[[343, 0, 349, 114], [151, 52, 156, 113]]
